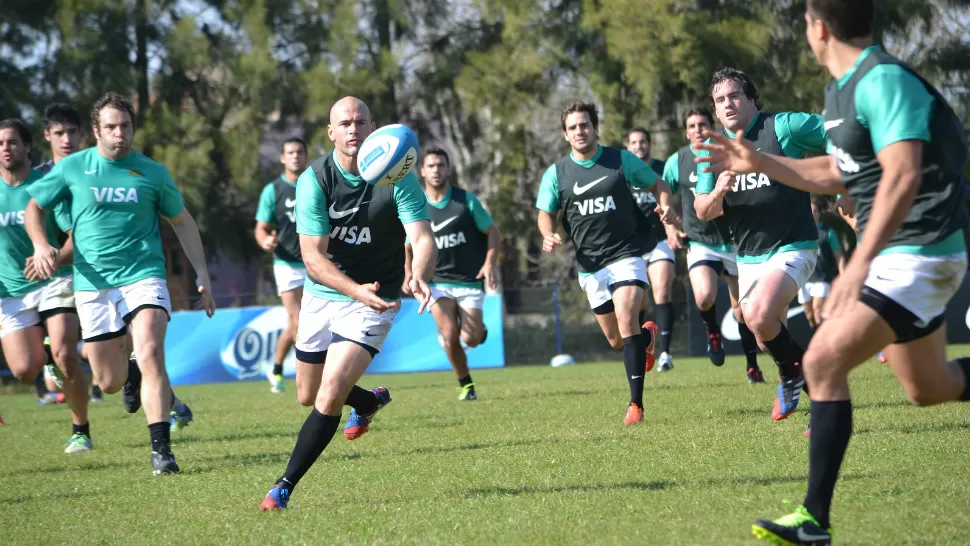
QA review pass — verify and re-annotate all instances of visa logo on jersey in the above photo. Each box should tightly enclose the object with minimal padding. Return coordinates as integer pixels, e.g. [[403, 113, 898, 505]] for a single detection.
[[0, 211, 25, 227], [91, 187, 139, 203], [731, 173, 771, 192], [574, 196, 616, 216], [330, 225, 372, 244], [436, 232, 467, 249]]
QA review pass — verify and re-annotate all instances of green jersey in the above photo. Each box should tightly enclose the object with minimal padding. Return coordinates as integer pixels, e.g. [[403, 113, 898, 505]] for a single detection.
[[824, 46, 968, 256], [255, 175, 302, 266], [697, 112, 828, 263], [0, 170, 73, 298], [27, 147, 186, 291], [662, 145, 732, 251], [536, 145, 658, 273], [296, 151, 429, 302], [427, 186, 493, 289]]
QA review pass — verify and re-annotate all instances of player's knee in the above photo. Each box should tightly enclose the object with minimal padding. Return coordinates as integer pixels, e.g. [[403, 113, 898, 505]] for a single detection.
[[50, 345, 78, 370], [903, 386, 946, 407], [461, 329, 483, 348], [286, 313, 299, 333], [12, 366, 39, 383], [695, 291, 716, 311], [135, 340, 163, 368], [99, 375, 125, 394], [296, 389, 316, 407], [732, 305, 744, 323], [607, 334, 624, 350]]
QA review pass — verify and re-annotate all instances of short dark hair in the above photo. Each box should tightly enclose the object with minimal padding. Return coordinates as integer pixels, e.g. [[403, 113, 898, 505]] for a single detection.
[[43, 103, 81, 129], [0, 118, 32, 148], [811, 194, 835, 211], [709, 68, 762, 110], [90, 92, 136, 130], [560, 101, 599, 131], [423, 146, 450, 166], [807, 0, 873, 42], [683, 107, 715, 128], [626, 127, 650, 143], [282, 137, 307, 153]]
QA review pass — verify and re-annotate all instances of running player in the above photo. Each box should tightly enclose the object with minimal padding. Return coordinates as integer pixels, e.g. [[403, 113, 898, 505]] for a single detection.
[[694, 69, 827, 420], [25, 92, 216, 475], [536, 101, 675, 425], [797, 195, 845, 328], [255, 137, 310, 393], [627, 127, 681, 372], [696, 2, 970, 541], [0, 118, 90, 453], [259, 97, 435, 511], [35, 103, 105, 404], [662, 107, 764, 382], [403, 147, 500, 401]]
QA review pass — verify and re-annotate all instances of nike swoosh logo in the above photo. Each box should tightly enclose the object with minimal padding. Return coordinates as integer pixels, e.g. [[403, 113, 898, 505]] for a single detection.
[[329, 202, 368, 219], [784, 262, 796, 269], [84, 169, 97, 175], [431, 215, 459, 232], [721, 306, 805, 341], [573, 175, 608, 195], [797, 528, 831, 541], [630, 375, 643, 380], [824, 118, 844, 130], [364, 330, 380, 337], [689, 172, 698, 183], [284, 198, 296, 208]]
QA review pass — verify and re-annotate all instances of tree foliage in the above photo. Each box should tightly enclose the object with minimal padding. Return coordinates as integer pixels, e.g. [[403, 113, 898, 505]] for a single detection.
[[3, 0, 968, 287]]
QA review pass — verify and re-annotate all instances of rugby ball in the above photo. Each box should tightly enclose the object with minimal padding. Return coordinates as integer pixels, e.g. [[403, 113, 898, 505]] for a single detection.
[[356, 124, 419, 186], [550, 354, 576, 368]]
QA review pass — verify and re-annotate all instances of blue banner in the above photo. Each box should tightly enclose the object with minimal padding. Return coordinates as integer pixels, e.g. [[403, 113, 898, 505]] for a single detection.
[[164, 295, 506, 386]]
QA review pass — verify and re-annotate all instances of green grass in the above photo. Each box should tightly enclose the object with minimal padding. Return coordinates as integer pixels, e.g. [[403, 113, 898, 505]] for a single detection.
[[3, 348, 970, 545]]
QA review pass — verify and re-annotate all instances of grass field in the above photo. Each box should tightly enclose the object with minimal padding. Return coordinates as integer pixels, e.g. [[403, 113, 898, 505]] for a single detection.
[[3, 349, 970, 545]]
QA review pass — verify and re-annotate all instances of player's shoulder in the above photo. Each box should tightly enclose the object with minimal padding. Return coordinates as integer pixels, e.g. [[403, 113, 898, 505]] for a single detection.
[[127, 151, 173, 182]]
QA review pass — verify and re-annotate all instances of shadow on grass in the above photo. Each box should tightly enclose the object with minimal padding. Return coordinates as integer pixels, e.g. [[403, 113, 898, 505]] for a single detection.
[[118, 428, 294, 448], [4, 459, 142, 477], [464, 480, 670, 498], [0, 488, 104, 506], [856, 420, 970, 436], [381, 434, 613, 459]]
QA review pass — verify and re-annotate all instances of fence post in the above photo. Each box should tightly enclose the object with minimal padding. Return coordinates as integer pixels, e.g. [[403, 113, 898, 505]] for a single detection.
[[553, 282, 564, 355]]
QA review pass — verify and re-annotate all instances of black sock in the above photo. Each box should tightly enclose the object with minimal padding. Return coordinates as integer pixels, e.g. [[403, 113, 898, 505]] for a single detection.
[[148, 421, 171, 453], [73, 422, 90, 437], [656, 302, 673, 355], [272, 363, 283, 376], [34, 373, 49, 397], [956, 358, 970, 401], [738, 322, 760, 370], [276, 409, 340, 490], [699, 305, 719, 333], [640, 324, 654, 347], [762, 325, 804, 378], [803, 400, 852, 530], [344, 385, 378, 415], [638, 309, 646, 325], [91, 384, 103, 396], [458, 374, 474, 387], [622, 335, 646, 407], [127, 357, 142, 386]]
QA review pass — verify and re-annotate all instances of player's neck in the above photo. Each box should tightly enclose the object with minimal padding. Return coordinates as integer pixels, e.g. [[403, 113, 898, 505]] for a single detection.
[[425, 183, 449, 203], [335, 150, 359, 176], [825, 38, 874, 81], [52, 152, 67, 165], [0, 164, 30, 187], [571, 143, 599, 161], [283, 170, 299, 183]]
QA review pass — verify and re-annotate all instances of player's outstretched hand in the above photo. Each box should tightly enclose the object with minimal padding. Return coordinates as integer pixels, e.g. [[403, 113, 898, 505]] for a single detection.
[[694, 128, 761, 175], [195, 284, 217, 317], [357, 282, 401, 313], [260, 230, 279, 252], [542, 233, 562, 253], [31, 242, 59, 280], [409, 278, 432, 314]]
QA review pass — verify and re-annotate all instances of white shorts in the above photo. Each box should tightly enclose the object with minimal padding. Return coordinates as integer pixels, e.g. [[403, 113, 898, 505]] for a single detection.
[[797, 281, 831, 304], [273, 262, 307, 295], [737, 249, 818, 304], [429, 285, 485, 310], [0, 276, 76, 339], [643, 240, 675, 264], [862, 251, 967, 336], [578, 256, 649, 311], [74, 277, 171, 341], [687, 243, 739, 277], [295, 293, 399, 358]]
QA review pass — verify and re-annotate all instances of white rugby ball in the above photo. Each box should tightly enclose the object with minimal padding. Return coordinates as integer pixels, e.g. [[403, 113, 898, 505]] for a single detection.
[[356, 124, 419, 186], [550, 354, 576, 368]]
